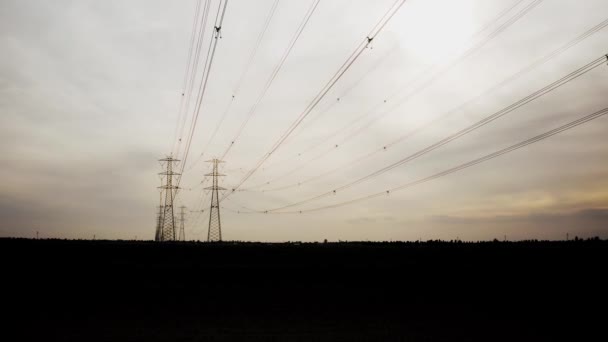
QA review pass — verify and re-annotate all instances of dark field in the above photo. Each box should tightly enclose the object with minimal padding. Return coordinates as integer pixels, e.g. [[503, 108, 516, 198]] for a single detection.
[[2, 238, 606, 341]]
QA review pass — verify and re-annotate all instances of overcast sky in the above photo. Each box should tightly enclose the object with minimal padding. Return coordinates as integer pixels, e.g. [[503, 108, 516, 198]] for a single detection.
[[1, 0, 607, 241]]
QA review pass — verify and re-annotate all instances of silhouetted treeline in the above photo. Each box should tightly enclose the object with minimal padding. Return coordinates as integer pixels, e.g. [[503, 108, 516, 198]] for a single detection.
[[3, 235, 603, 245]]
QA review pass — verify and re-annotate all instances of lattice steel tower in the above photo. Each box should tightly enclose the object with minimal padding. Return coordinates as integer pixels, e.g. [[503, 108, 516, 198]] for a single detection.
[[154, 185, 164, 241], [178, 205, 187, 241], [155, 205, 163, 241], [205, 159, 225, 242], [157, 156, 180, 241]]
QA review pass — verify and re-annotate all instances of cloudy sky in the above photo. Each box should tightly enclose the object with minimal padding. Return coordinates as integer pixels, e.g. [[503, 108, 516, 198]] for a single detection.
[[1, 0, 607, 241]]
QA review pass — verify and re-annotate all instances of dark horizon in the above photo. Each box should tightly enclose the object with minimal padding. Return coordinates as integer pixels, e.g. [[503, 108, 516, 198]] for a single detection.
[[4, 237, 607, 341], [3, 235, 605, 243]]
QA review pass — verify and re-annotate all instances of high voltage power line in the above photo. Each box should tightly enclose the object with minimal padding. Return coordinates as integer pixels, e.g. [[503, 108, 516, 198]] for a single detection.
[[246, 17, 608, 192], [307, 0, 544, 154], [222, 0, 409, 201], [170, 0, 203, 154], [280, 0, 528, 157], [175, 0, 229, 193], [229, 106, 608, 214], [274, 43, 401, 153], [252, 54, 606, 212], [187, 0, 282, 171], [173, 0, 213, 157], [246, 0, 544, 189], [218, 0, 321, 161], [251, 0, 530, 175]]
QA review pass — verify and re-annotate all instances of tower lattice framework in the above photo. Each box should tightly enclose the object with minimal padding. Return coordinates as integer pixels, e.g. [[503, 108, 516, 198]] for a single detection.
[[205, 159, 225, 242], [158, 156, 180, 241], [178, 205, 187, 241], [155, 205, 163, 241]]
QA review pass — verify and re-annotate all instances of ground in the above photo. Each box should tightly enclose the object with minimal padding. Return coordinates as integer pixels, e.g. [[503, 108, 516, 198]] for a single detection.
[[2, 238, 606, 341]]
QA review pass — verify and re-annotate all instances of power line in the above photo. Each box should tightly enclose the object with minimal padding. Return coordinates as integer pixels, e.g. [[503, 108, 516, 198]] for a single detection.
[[188, 168, 213, 218], [474, 0, 527, 36], [173, 0, 213, 157], [232, 0, 282, 98], [170, 0, 203, 153], [223, 0, 408, 200], [175, 0, 229, 196], [245, 0, 543, 189], [264, 106, 608, 213], [244, 42, 399, 173], [224, 196, 260, 214], [188, 0, 282, 171], [284, 0, 525, 150], [331, 0, 545, 148], [265, 0, 544, 175], [219, 0, 321, 161], [248, 17, 608, 192], [259, 54, 606, 212], [278, 42, 401, 152]]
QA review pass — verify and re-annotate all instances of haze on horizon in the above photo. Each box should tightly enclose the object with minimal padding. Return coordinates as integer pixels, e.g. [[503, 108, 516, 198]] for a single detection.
[[1, 0, 607, 242]]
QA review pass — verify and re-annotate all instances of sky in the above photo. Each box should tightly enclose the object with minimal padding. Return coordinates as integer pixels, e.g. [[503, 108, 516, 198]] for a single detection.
[[1, 0, 607, 241]]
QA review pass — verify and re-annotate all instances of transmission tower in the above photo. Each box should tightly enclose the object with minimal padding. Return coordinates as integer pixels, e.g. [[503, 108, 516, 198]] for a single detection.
[[154, 183, 164, 241], [158, 156, 180, 241], [178, 205, 187, 241], [155, 205, 163, 241], [205, 159, 225, 242]]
